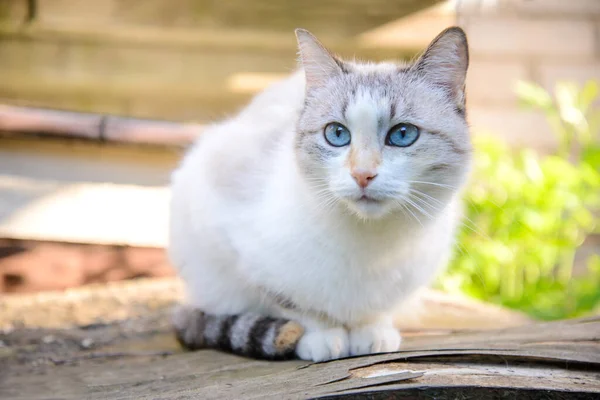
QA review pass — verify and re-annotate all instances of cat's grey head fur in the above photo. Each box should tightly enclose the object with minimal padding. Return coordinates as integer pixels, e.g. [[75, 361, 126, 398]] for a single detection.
[[294, 27, 472, 220]]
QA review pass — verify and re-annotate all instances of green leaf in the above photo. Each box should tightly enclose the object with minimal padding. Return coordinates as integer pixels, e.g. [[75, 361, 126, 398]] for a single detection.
[[515, 80, 553, 110], [578, 80, 599, 113]]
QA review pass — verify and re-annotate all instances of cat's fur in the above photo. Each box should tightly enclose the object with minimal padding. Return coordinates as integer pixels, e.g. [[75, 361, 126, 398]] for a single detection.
[[169, 27, 472, 361]]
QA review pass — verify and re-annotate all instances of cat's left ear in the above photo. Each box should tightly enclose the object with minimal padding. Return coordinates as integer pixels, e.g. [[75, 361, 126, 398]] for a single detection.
[[295, 29, 344, 91], [414, 27, 469, 107]]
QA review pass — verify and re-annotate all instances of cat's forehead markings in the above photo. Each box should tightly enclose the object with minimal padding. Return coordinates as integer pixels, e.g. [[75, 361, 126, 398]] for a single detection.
[[346, 92, 379, 139], [340, 98, 349, 119]]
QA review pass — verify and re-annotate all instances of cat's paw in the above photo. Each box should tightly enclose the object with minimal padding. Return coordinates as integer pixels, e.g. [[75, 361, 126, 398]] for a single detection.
[[349, 325, 401, 356], [295, 327, 349, 362]]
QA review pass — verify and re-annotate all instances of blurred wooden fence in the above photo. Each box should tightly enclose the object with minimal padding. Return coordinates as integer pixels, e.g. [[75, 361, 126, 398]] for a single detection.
[[0, 0, 439, 121]]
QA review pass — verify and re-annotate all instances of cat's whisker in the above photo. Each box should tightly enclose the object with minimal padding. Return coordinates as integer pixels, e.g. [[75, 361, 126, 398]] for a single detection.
[[458, 219, 490, 241], [412, 198, 440, 214], [408, 187, 490, 240], [396, 203, 410, 221], [322, 198, 340, 213], [305, 179, 331, 187], [312, 187, 333, 196], [460, 199, 506, 241], [404, 197, 434, 221], [394, 199, 424, 227], [404, 204, 424, 227], [410, 189, 444, 206], [409, 191, 442, 213], [413, 192, 489, 240], [407, 180, 458, 190], [313, 193, 335, 208], [312, 191, 341, 215]]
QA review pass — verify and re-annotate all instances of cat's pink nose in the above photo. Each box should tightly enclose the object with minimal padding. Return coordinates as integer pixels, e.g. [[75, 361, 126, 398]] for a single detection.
[[352, 169, 378, 188]]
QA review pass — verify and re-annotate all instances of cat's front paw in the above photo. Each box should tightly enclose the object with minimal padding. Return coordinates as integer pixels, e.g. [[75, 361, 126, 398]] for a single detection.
[[349, 325, 401, 356], [295, 327, 349, 362]]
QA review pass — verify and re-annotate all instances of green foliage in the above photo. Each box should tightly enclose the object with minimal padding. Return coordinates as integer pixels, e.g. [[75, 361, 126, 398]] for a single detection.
[[514, 80, 600, 173], [439, 80, 600, 320]]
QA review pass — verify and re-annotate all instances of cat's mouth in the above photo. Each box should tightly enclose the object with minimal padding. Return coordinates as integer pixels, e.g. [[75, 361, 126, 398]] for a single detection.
[[356, 195, 381, 204], [345, 194, 391, 219]]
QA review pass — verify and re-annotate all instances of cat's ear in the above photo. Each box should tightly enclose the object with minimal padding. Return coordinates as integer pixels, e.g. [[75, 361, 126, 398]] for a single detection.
[[295, 29, 344, 90], [414, 27, 469, 106]]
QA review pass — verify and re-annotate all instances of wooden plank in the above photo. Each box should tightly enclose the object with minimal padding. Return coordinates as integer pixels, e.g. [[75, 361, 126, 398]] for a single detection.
[[0, 0, 28, 26], [0, 277, 595, 398], [30, 0, 441, 38], [0, 24, 416, 120], [1, 312, 598, 399], [0, 0, 439, 120], [0, 105, 201, 146]]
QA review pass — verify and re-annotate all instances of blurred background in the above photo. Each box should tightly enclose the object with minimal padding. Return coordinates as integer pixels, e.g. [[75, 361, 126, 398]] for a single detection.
[[0, 0, 598, 321]]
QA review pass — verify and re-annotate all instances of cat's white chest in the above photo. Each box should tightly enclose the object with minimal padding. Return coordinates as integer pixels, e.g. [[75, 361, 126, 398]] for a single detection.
[[230, 200, 447, 325]]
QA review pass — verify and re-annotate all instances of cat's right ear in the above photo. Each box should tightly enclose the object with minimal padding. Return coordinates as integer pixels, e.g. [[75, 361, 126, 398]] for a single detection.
[[295, 29, 343, 90], [413, 27, 469, 107]]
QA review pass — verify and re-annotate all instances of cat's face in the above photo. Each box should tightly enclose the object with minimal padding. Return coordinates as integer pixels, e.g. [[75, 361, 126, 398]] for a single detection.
[[295, 28, 472, 220]]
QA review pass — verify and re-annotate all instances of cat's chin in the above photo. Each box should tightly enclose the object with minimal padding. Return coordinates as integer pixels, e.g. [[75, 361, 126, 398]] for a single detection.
[[344, 197, 392, 220]]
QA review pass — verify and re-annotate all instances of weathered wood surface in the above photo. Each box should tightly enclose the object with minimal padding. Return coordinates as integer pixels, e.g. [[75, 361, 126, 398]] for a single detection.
[[0, 278, 598, 399], [1, 313, 598, 399]]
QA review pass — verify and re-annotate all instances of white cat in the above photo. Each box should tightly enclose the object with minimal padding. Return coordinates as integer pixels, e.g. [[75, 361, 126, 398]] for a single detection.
[[169, 27, 472, 362]]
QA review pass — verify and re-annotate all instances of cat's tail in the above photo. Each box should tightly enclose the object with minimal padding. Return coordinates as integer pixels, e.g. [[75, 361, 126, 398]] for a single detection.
[[171, 304, 304, 360]]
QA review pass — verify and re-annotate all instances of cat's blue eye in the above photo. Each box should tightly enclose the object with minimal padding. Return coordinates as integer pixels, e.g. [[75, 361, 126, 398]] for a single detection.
[[386, 123, 420, 147], [324, 123, 351, 147]]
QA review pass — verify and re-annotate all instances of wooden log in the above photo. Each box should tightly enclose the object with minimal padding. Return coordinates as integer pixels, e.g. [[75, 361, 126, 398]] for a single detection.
[[0, 104, 201, 146], [0, 277, 597, 398], [0, 306, 598, 399]]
